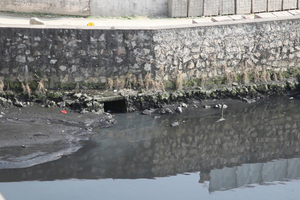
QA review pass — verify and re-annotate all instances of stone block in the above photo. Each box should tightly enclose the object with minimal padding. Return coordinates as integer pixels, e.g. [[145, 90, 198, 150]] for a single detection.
[[192, 18, 212, 24], [288, 9, 300, 15], [254, 13, 276, 19], [220, 0, 235, 15], [204, 0, 219, 16], [211, 16, 233, 22], [272, 11, 293, 17], [30, 17, 44, 25], [252, 0, 267, 13], [229, 15, 244, 21], [242, 15, 254, 19], [268, 0, 283, 11], [283, 0, 297, 10], [236, 0, 251, 14], [168, 0, 188, 17], [188, 0, 204, 17]]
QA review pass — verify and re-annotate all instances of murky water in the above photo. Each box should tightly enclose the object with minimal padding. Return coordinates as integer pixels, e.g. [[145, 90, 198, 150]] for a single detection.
[[1, 97, 300, 199]]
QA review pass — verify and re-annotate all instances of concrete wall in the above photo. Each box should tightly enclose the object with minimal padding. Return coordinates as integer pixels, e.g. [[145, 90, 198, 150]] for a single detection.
[[1, 0, 300, 17], [90, 0, 168, 17], [168, 0, 188, 17], [0, 0, 90, 16]]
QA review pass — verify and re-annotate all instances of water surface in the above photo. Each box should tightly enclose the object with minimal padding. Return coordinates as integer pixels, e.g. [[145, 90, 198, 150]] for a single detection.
[[0, 97, 300, 199]]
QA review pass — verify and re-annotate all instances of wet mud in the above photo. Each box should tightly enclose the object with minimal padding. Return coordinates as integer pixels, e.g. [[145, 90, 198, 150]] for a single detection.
[[0, 105, 115, 169]]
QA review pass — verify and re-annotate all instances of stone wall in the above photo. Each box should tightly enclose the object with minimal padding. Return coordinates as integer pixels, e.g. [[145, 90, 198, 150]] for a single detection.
[[0, 0, 90, 16], [1, 17, 300, 91]]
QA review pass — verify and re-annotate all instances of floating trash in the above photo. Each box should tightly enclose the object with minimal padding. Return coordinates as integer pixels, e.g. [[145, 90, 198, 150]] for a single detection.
[[61, 110, 67, 114]]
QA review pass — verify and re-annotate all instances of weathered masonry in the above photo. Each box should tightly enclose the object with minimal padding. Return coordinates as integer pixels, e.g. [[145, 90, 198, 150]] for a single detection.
[[1, 0, 300, 17], [1, 16, 300, 90]]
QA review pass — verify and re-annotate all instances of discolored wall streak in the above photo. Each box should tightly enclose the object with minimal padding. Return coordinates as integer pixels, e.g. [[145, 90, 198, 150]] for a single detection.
[[0, 0, 90, 16]]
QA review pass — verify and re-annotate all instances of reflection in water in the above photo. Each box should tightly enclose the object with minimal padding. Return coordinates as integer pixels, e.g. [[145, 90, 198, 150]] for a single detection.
[[0, 97, 300, 193], [208, 157, 300, 192]]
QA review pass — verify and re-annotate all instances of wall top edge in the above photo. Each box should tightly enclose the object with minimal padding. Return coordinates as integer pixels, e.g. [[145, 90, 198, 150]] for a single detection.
[[1, 15, 300, 31]]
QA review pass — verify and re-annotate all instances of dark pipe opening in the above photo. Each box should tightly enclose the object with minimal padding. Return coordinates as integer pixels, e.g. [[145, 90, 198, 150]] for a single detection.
[[104, 99, 127, 113]]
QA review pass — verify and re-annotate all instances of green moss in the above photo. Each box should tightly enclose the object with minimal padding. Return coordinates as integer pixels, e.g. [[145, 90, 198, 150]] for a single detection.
[[164, 81, 175, 90], [236, 74, 242, 82], [53, 92, 63, 98], [37, 93, 47, 99], [161, 92, 170, 100]]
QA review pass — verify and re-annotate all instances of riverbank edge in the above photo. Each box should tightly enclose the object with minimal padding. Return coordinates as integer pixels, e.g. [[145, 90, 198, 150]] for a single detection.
[[0, 76, 299, 114]]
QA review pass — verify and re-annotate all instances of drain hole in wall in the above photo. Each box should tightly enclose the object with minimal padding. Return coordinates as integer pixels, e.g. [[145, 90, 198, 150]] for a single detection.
[[104, 99, 127, 113]]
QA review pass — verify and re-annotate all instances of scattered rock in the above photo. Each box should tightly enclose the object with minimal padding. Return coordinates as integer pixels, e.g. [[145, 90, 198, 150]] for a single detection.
[[204, 105, 211, 109], [14, 101, 24, 107], [180, 103, 188, 108], [159, 108, 173, 114], [176, 107, 183, 113], [57, 101, 66, 108], [153, 116, 161, 119], [142, 109, 155, 115], [30, 17, 45, 25], [232, 82, 239, 86], [73, 93, 82, 98], [171, 121, 180, 127], [213, 104, 228, 109], [165, 108, 173, 114], [242, 98, 256, 103]]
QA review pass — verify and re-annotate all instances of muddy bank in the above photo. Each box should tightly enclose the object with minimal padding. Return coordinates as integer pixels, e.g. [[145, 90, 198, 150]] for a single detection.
[[0, 105, 115, 169]]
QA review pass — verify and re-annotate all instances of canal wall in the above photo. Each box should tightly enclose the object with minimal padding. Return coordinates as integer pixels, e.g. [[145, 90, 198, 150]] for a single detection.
[[1, 16, 300, 92]]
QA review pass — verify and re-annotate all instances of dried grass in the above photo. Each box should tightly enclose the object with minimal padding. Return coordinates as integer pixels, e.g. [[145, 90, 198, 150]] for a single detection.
[[36, 79, 45, 94], [144, 73, 152, 91], [278, 69, 283, 81], [114, 78, 125, 90], [21, 82, 26, 94], [253, 68, 260, 83], [200, 74, 206, 88], [271, 73, 278, 81], [0, 80, 4, 93], [21, 82, 31, 97], [107, 78, 114, 90], [242, 71, 249, 84], [125, 73, 137, 89], [175, 71, 184, 90], [260, 66, 267, 83], [26, 83, 31, 98], [155, 80, 165, 92], [138, 74, 144, 89], [226, 72, 236, 85], [266, 71, 271, 82]]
